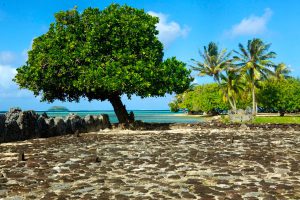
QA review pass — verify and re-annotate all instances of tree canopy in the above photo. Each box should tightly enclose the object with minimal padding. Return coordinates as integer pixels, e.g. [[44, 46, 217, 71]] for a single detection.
[[234, 38, 276, 115], [14, 4, 193, 123], [170, 83, 230, 114], [257, 78, 300, 116], [191, 42, 231, 83], [170, 38, 295, 117]]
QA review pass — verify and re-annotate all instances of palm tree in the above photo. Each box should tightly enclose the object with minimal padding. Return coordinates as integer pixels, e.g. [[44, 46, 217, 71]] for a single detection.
[[191, 42, 235, 109], [220, 68, 246, 112], [191, 42, 231, 83], [234, 38, 276, 115], [274, 62, 291, 81]]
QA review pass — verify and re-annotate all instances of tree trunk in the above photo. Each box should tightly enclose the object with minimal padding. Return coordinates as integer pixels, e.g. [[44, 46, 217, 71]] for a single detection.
[[216, 79, 236, 113], [108, 94, 129, 123], [279, 111, 285, 116], [228, 97, 236, 113], [252, 81, 256, 116], [232, 97, 237, 113]]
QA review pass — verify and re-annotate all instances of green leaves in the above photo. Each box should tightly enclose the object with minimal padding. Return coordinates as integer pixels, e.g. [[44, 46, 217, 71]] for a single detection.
[[14, 4, 192, 104], [191, 42, 231, 83], [234, 38, 277, 114], [257, 78, 300, 114], [172, 83, 229, 113], [273, 62, 291, 81]]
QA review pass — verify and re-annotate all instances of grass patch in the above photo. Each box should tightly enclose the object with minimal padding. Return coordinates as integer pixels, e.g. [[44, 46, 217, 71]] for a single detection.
[[253, 116, 300, 124]]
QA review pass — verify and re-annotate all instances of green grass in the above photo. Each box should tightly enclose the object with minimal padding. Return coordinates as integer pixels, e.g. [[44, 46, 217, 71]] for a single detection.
[[253, 116, 300, 124]]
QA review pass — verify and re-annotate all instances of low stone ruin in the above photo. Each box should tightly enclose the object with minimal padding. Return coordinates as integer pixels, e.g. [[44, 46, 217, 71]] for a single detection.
[[228, 108, 253, 123], [0, 108, 111, 143]]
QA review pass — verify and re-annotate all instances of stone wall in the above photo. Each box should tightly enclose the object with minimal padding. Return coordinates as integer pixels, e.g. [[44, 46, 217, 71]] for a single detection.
[[0, 108, 111, 143]]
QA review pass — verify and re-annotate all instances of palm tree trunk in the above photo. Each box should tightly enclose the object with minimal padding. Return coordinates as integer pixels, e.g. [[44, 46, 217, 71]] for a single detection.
[[232, 97, 237, 113], [252, 81, 256, 116], [216, 78, 236, 113], [228, 97, 236, 113]]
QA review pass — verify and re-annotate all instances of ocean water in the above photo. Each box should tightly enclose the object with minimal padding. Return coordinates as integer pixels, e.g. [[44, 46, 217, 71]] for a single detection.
[[0, 110, 203, 123]]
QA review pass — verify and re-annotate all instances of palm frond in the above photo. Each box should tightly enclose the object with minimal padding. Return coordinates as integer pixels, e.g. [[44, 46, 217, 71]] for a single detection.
[[238, 43, 249, 58]]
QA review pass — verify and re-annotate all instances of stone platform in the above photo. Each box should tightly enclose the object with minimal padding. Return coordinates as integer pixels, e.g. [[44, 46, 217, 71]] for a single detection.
[[0, 126, 299, 199]]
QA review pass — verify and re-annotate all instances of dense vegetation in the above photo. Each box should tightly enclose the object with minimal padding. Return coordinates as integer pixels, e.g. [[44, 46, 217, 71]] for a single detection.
[[257, 78, 300, 116], [14, 4, 192, 123], [170, 39, 299, 116], [169, 83, 229, 114]]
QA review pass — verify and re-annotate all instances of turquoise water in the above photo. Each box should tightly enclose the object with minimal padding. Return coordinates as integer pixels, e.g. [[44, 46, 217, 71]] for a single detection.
[[0, 110, 203, 123]]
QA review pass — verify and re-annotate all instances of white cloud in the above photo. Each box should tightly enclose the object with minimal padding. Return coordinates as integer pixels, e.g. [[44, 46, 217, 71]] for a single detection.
[[0, 51, 15, 64], [0, 65, 16, 89], [0, 64, 32, 98], [22, 39, 34, 61], [0, 89, 32, 98], [148, 11, 190, 47], [0, 64, 35, 99], [228, 8, 272, 37]]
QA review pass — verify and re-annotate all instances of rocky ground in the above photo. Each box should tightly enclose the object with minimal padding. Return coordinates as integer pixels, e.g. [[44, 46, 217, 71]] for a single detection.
[[0, 124, 300, 199]]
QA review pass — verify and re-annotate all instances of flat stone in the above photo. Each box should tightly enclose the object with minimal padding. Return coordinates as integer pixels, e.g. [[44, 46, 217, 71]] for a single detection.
[[0, 127, 299, 199]]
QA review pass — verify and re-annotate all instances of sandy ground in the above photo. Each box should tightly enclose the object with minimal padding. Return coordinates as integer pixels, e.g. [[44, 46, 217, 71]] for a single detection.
[[0, 126, 300, 199]]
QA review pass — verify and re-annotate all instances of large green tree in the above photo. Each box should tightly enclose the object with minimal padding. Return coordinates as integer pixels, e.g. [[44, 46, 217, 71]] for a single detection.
[[257, 78, 300, 116], [234, 38, 276, 115], [176, 83, 229, 114], [14, 4, 192, 123]]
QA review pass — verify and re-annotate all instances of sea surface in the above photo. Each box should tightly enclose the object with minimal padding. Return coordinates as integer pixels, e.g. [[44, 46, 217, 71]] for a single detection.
[[0, 110, 203, 123]]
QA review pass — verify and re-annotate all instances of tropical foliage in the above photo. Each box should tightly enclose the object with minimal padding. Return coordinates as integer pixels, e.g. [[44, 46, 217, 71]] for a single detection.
[[170, 38, 297, 117], [168, 100, 180, 113], [169, 83, 229, 114], [257, 78, 300, 116], [191, 42, 231, 83], [191, 42, 236, 111], [273, 62, 291, 81], [14, 4, 193, 123], [219, 68, 246, 111], [233, 38, 276, 115]]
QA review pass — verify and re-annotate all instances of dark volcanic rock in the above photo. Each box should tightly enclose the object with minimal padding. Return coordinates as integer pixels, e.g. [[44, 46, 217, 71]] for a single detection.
[[3, 108, 40, 141], [84, 115, 97, 132], [4, 108, 22, 141], [1, 108, 111, 143], [0, 114, 5, 142], [65, 113, 87, 134], [45, 118, 56, 137], [37, 115, 49, 138], [99, 114, 111, 129], [54, 117, 67, 135], [84, 114, 110, 131], [17, 110, 39, 138]]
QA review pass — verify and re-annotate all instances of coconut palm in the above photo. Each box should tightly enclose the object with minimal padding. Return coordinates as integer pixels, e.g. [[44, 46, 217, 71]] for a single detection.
[[191, 42, 235, 109], [234, 38, 276, 115], [220, 68, 246, 112], [274, 62, 291, 81], [191, 42, 231, 83]]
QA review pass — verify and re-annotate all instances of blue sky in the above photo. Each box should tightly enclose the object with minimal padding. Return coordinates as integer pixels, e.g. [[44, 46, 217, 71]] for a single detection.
[[0, 0, 300, 111]]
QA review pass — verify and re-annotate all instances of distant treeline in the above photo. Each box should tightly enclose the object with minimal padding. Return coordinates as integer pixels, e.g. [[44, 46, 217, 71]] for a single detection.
[[169, 39, 299, 116]]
